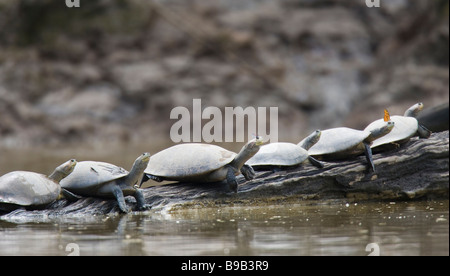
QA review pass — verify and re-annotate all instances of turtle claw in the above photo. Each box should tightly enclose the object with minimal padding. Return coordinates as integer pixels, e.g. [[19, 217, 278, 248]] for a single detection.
[[230, 182, 238, 193], [119, 206, 132, 214]]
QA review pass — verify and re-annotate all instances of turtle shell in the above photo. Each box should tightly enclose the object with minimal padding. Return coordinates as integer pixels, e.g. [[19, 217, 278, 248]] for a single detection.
[[364, 115, 418, 148], [145, 143, 236, 178], [60, 161, 128, 193], [247, 142, 308, 167], [307, 127, 370, 156], [0, 171, 61, 207]]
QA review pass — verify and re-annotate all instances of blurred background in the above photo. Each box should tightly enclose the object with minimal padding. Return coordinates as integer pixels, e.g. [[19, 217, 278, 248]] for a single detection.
[[0, 0, 448, 172]]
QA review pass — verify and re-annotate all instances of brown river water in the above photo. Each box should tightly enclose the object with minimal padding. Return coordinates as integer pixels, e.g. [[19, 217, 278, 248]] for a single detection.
[[0, 144, 448, 256]]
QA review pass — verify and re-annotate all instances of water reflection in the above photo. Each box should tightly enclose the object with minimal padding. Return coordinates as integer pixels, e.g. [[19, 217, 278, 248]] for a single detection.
[[0, 200, 448, 256]]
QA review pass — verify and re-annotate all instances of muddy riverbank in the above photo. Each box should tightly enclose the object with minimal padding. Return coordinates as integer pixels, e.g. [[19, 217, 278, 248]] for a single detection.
[[1, 0, 448, 148]]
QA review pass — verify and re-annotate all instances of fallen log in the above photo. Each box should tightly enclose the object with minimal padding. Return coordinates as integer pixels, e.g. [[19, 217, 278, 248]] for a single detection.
[[145, 130, 449, 210], [1, 131, 448, 219]]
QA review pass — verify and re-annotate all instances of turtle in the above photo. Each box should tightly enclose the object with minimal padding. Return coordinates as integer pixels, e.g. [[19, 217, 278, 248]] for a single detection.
[[306, 121, 395, 172], [60, 153, 151, 213], [364, 103, 432, 150], [417, 102, 449, 133], [247, 130, 324, 170], [141, 137, 264, 193], [0, 159, 77, 213]]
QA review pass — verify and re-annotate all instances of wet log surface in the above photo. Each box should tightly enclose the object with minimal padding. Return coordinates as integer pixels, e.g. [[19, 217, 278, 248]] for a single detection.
[[1, 131, 448, 220]]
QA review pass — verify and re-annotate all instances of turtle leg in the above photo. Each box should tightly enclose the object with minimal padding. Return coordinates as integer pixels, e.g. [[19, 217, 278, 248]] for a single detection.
[[146, 174, 163, 182], [133, 189, 151, 211], [139, 174, 150, 187], [137, 174, 160, 188], [240, 164, 255, 180], [391, 142, 401, 148], [308, 156, 324, 168], [363, 142, 376, 173], [61, 188, 82, 202], [226, 166, 238, 193], [418, 124, 432, 138], [112, 185, 131, 213]]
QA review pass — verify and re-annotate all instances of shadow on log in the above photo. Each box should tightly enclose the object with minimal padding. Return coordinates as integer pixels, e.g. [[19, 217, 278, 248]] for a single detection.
[[1, 131, 448, 220]]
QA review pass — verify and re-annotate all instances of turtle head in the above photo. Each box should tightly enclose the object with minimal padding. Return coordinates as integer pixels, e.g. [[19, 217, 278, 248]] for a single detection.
[[59, 159, 77, 176], [239, 136, 264, 160], [298, 130, 321, 150], [245, 136, 265, 154], [129, 153, 151, 188], [134, 152, 151, 169], [404, 102, 424, 117], [231, 136, 264, 170], [385, 120, 395, 132], [367, 121, 395, 143], [50, 159, 77, 183]]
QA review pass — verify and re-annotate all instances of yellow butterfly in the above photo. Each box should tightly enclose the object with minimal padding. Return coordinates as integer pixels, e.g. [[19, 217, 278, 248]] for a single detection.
[[384, 109, 390, 122]]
